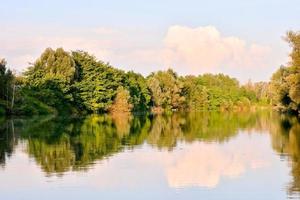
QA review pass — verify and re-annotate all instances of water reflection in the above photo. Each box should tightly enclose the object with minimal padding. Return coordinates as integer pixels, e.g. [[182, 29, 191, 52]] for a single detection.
[[0, 118, 17, 166], [165, 140, 270, 188], [0, 111, 300, 198], [269, 115, 300, 197]]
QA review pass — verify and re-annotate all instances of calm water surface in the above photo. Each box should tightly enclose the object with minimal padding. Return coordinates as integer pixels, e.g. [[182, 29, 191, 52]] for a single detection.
[[0, 111, 300, 200]]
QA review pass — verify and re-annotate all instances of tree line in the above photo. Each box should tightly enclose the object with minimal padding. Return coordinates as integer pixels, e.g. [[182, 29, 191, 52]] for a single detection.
[[1, 30, 299, 116]]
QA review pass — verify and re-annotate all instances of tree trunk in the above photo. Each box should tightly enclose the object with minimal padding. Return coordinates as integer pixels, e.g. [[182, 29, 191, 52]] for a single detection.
[[11, 83, 15, 111]]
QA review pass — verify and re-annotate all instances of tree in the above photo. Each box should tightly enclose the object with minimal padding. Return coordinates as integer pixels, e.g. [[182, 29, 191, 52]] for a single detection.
[[182, 76, 209, 110], [196, 73, 248, 110], [72, 51, 124, 112], [0, 59, 14, 114], [109, 86, 133, 113], [270, 31, 300, 114], [125, 71, 151, 111], [21, 48, 77, 114], [25, 48, 76, 86], [252, 82, 272, 104], [147, 69, 185, 111]]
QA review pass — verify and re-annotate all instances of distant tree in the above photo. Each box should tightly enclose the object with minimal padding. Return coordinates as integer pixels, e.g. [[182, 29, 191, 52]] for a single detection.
[[147, 69, 185, 110], [25, 48, 76, 85], [0, 59, 8, 100], [253, 82, 272, 104], [0, 59, 14, 114], [72, 51, 124, 112], [21, 48, 77, 114], [109, 86, 133, 113], [147, 75, 163, 107], [125, 71, 151, 111], [182, 76, 209, 110], [197, 74, 241, 110]]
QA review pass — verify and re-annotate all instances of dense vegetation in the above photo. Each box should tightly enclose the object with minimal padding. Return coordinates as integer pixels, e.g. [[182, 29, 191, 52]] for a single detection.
[[0, 48, 271, 116], [1, 49, 152, 115], [270, 31, 300, 116], [0, 59, 14, 115], [3, 30, 300, 116]]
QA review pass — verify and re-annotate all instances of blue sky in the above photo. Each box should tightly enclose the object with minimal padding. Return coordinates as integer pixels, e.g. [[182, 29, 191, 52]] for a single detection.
[[1, 0, 300, 82]]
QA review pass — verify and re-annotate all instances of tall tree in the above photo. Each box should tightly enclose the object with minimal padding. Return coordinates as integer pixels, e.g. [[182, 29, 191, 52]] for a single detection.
[[25, 48, 76, 85], [72, 51, 124, 112], [271, 31, 300, 114], [22, 48, 77, 114], [125, 71, 151, 111], [0, 59, 14, 114]]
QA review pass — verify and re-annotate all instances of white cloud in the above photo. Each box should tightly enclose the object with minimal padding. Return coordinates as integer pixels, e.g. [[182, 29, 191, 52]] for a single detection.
[[162, 25, 271, 75]]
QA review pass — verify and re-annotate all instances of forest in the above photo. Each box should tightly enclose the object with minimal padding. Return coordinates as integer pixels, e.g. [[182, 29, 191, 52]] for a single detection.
[[0, 31, 299, 116]]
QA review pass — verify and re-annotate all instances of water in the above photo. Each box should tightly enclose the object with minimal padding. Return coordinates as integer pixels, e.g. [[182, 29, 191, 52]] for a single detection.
[[0, 111, 299, 200]]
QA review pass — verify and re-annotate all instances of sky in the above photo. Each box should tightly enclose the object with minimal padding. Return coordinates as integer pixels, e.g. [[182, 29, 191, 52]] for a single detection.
[[1, 0, 300, 82]]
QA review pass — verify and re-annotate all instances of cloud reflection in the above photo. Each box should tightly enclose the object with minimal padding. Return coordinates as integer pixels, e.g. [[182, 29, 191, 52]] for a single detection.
[[164, 136, 269, 188], [88, 134, 270, 189]]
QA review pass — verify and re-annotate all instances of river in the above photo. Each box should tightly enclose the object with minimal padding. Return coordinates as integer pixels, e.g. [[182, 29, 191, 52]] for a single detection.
[[0, 111, 299, 199]]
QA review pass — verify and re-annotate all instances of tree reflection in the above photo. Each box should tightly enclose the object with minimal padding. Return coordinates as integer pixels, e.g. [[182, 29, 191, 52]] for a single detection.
[[269, 115, 300, 197], [0, 109, 300, 195], [0, 111, 269, 175], [0, 118, 18, 167]]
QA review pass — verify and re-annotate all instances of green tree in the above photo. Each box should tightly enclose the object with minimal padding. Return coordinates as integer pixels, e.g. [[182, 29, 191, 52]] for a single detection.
[[182, 76, 209, 110], [25, 48, 76, 85], [125, 71, 151, 111], [72, 51, 124, 112], [270, 31, 300, 115], [0, 59, 14, 115], [147, 69, 185, 111], [21, 48, 77, 114], [196, 73, 249, 110]]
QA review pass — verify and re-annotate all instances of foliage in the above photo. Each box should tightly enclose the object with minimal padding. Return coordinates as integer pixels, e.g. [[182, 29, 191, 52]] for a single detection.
[[182, 74, 259, 111], [1, 47, 276, 116], [72, 51, 124, 112], [0, 59, 14, 115], [125, 71, 151, 111], [270, 31, 300, 115], [15, 48, 154, 115], [147, 69, 185, 111], [243, 81, 272, 105], [109, 86, 133, 113], [182, 75, 209, 110], [24, 48, 77, 85]]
